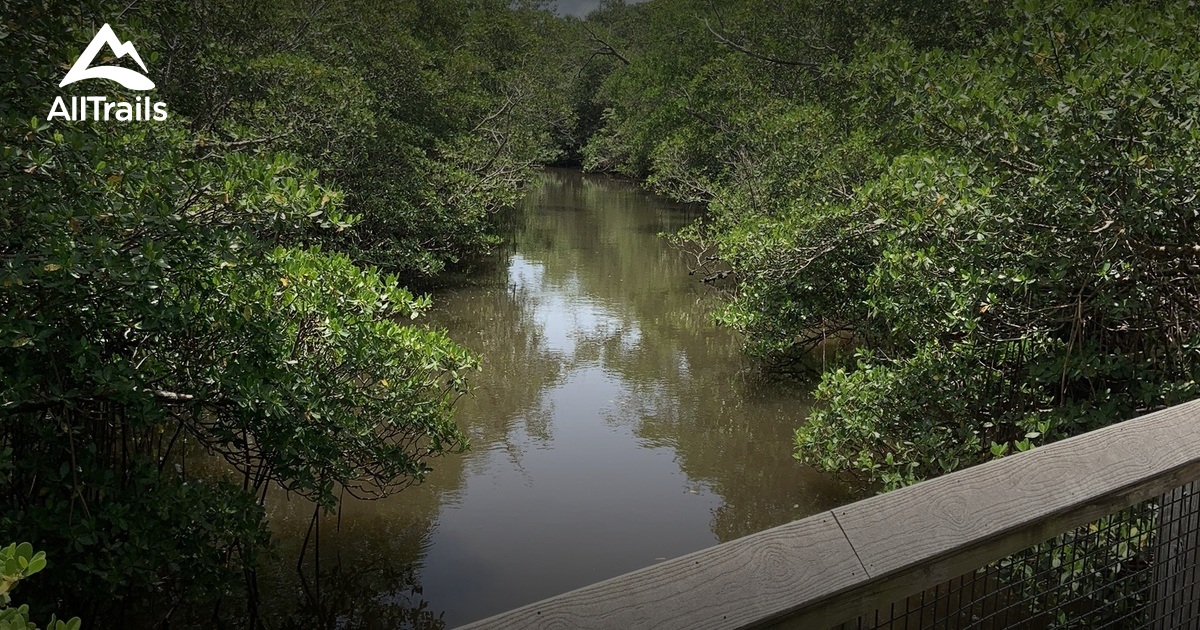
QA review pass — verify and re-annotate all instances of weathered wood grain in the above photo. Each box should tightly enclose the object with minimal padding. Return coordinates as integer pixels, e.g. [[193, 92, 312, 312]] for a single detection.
[[455, 512, 864, 630], [835, 399, 1200, 582], [458, 399, 1200, 630]]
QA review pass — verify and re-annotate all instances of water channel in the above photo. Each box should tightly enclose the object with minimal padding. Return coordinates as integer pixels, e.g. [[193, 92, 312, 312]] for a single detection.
[[255, 168, 857, 628]]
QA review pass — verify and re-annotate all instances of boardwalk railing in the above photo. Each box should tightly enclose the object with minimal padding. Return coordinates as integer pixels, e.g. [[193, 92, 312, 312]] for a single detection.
[[457, 399, 1200, 629]]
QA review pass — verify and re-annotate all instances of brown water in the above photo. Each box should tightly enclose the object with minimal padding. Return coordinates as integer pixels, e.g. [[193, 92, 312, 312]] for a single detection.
[[255, 169, 856, 628]]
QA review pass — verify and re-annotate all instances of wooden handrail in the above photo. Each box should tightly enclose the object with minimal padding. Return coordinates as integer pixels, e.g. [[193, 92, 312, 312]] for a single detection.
[[456, 399, 1200, 630]]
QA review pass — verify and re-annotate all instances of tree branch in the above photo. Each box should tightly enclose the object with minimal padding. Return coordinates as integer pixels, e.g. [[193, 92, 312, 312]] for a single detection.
[[582, 23, 630, 65], [704, 18, 820, 69]]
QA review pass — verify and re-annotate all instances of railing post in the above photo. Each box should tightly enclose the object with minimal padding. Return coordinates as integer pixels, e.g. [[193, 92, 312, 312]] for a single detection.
[[1153, 480, 1200, 629]]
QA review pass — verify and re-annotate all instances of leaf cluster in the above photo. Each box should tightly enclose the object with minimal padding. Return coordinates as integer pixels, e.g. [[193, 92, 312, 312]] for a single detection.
[[0, 543, 79, 630]]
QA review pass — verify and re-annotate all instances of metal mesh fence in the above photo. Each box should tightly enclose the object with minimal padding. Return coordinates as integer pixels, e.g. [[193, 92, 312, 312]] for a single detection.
[[833, 480, 1200, 629]]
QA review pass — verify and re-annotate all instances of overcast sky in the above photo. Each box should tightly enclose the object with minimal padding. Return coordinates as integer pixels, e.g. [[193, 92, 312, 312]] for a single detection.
[[553, 0, 604, 17], [555, 0, 649, 18]]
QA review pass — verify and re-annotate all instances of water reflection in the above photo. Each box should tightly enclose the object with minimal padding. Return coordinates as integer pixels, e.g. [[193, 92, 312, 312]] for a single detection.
[[256, 169, 857, 628]]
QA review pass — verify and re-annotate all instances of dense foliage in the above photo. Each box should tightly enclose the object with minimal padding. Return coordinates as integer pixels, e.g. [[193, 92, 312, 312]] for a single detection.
[[574, 0, 1200, 488], [6, 0, 1199, 624], [1, 0, 573, 625], [150, 0, 576, 277]]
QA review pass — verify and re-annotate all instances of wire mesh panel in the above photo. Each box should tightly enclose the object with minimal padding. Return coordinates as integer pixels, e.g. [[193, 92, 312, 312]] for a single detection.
[[832, 480, 1200, 630]]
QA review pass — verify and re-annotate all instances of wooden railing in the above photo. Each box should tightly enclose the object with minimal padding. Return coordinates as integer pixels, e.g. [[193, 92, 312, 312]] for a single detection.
[[456, 399, 1200, 629]]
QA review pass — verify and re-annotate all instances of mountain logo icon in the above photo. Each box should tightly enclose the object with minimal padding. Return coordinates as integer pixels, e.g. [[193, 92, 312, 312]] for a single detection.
[[60, 23, 155, 91]]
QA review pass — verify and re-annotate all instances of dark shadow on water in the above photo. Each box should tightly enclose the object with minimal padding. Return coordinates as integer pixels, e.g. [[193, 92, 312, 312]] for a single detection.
[[261, 560, 445, 630]]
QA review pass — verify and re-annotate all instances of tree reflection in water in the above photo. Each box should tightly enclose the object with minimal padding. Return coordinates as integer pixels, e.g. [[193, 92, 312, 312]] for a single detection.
[[269, 559, 445, 630], [253, 169, 858, 627]]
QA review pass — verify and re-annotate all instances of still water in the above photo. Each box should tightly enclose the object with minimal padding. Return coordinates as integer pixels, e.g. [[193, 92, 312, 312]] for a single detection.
[[256, 169, 856, 628]]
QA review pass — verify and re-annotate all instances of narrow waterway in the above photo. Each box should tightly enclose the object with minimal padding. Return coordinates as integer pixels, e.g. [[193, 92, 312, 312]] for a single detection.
[[255, 169, 857, 628]]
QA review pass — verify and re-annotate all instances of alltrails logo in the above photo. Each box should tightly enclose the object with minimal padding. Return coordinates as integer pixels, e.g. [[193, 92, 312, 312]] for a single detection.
[[48, 23, 168, 122]]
